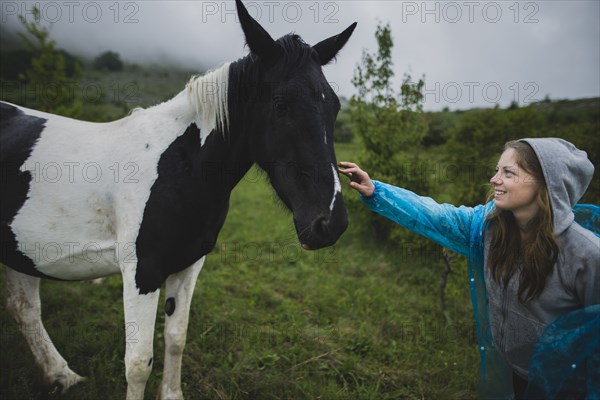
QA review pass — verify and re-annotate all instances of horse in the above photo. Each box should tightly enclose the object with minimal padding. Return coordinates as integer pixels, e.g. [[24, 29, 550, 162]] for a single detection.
[[0, 1, 355, 398]]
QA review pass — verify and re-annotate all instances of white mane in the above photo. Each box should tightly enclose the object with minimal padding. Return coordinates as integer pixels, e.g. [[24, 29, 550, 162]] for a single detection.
[[186, 62, 231, 145]]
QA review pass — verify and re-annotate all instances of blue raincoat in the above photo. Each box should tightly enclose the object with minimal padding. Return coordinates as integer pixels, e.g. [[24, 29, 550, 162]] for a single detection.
[[362, 181, 600, 399]]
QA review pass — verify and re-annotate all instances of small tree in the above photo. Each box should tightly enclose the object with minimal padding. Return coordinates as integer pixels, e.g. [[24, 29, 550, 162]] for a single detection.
[[349, 22, 429, 244], [17, 7, 81, 114]]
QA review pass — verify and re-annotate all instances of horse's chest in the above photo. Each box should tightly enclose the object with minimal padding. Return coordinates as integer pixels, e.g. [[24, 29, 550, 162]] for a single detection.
[[133, 188, 230, 293], [133, 126, 234, 293]]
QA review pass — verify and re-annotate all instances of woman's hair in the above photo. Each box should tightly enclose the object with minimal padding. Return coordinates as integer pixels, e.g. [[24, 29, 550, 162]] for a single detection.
[[485, 140, 559, 304]]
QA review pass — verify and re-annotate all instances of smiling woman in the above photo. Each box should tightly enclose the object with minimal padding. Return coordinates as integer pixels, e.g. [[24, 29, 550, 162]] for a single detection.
[[486, 141, 559, 305], [339, 137, 600, 399]]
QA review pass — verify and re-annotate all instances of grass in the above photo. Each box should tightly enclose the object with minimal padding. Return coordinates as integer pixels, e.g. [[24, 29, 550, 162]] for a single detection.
[[0, 142, 479, 399]]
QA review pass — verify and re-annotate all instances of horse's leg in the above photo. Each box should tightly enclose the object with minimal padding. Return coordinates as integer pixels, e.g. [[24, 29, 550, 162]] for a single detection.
[[122, 267, 161, 400], [4, 267, 84, 392], [159, 257, 205, 400]]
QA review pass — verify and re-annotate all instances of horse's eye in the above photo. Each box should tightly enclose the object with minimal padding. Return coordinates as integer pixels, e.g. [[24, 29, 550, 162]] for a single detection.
[[274, 100, 288, 115]]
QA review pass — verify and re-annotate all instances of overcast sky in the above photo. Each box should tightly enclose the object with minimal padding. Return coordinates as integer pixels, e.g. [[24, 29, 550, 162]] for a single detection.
[[1, 0, 598, 110]]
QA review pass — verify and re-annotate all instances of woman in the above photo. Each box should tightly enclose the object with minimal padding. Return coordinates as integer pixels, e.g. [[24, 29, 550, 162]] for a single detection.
[[339, 138, 599, 399]]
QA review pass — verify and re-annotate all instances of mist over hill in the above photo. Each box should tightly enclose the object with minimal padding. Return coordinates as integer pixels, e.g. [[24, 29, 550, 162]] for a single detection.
[[1, 1, 598, 111]]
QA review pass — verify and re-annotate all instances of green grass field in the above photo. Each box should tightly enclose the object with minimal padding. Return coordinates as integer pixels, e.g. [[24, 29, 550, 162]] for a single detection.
[[0, 142, 479, 399]]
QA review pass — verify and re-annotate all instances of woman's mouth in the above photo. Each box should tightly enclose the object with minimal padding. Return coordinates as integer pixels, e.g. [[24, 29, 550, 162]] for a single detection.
[[494, 189, 507, 198]]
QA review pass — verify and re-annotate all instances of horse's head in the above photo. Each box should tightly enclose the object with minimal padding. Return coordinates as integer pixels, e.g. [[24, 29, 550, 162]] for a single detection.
[[233, 0, 354, 250]]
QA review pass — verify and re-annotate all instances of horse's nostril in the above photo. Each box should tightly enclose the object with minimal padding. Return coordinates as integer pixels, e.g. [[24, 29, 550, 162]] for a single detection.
[[312, 217, 329, 237]]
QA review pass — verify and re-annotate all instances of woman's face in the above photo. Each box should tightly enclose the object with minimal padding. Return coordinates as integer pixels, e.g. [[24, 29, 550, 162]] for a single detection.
[[490, 148, 540, 221]]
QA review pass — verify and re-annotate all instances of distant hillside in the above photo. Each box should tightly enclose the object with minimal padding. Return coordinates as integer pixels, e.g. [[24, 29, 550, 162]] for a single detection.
[[75, 64, 199, 121], [421, 97, 600, 147], [0, 43, 200, 121]]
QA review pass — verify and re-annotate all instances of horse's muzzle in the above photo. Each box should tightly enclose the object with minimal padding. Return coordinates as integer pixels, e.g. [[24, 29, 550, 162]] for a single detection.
[[297, 200, 348, 250]]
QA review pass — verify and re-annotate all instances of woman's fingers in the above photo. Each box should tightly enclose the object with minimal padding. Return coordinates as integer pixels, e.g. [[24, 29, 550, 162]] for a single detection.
[[338, 161, 360, 176], [338, 162, 375, 197], [338, 162, 366, 183]]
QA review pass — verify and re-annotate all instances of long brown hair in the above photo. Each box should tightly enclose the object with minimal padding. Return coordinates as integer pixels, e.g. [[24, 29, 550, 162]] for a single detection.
[[485, 140, 559, 303]]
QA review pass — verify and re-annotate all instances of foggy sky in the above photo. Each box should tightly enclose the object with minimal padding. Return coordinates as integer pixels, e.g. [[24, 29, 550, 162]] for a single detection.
[[1, 0, 598, 111]]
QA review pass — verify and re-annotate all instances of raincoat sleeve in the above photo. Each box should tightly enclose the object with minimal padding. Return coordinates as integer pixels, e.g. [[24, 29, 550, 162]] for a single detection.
[[361, 181, 483, 256], [526, 204, 600, 400], [573, 203, 600, 237], [573, 204, 600, 306]]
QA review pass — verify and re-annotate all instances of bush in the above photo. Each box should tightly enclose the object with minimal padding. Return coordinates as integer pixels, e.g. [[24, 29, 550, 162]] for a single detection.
[[93, 51, 124, 72], [334, 108, 354, 143], [440, 102, 599, 206]]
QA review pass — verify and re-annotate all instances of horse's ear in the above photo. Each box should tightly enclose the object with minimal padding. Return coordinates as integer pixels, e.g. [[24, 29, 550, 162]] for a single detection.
[[236, 0, 283, 64], [313, 22, 357, 66]]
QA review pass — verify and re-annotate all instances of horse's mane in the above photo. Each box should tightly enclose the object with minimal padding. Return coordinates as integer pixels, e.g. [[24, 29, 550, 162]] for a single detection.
[[183, 34, 314, 144], [186, 63, 231, 145], [277, 34, 316, 68]]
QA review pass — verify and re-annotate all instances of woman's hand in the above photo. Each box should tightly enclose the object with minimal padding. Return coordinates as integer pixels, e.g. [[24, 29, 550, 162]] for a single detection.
[[338, 161, 376, 198]]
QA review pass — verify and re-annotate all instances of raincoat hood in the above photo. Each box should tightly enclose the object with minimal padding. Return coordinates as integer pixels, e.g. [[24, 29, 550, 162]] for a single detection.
[[520, 138, 595, 235]]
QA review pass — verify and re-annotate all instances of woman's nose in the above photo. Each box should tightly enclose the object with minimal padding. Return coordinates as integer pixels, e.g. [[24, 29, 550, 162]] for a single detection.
[[490, 172, 501, 185]]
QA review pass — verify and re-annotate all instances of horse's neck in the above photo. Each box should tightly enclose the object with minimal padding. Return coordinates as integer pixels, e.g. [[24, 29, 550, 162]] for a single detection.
[[149, 65, 254, 192]]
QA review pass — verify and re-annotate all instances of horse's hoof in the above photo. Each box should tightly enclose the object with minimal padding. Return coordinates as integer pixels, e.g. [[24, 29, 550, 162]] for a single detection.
[[47, 370, 86, 394]]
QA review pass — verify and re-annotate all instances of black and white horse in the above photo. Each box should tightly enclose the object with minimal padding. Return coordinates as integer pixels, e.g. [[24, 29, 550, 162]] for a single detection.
[[0, 1, 354, 398]]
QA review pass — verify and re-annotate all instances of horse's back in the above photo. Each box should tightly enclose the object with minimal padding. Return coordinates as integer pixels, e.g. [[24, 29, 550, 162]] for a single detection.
[[0, 100, 194, 281], [0, 101, 47, 237], [0, 102, 122, 280], [1, 102, 53, 278], [0, 102, 47, 162]]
